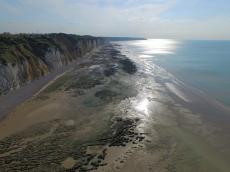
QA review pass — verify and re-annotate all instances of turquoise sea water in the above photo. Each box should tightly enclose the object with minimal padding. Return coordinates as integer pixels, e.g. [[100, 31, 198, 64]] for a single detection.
[[120, 39, 230, 107]]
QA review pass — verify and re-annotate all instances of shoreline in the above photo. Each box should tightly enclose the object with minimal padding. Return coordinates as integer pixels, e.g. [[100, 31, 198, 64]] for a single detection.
[[116, 41, 230, 120], [116, 42, 230, 171], [0, 44, 145, 171], [0, 43, 230, 171]]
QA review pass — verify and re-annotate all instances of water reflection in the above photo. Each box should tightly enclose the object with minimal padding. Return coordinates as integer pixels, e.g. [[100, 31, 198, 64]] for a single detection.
[[139, 54, 152, 58], [135, 98, 149, 117], [117, 39, 179, 122], [122, 39, 179, 77], [132, 39, 178, 56]]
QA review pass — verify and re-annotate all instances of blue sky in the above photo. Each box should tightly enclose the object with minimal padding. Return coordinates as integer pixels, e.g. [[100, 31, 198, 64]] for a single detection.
[[161, 0, 230, 19], [0, 0, 230, 39]]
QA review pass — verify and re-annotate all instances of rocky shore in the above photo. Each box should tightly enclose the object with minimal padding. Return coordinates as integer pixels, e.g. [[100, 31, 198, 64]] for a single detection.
[[0, 44, 145, 171], [1, 40, 229, 172]]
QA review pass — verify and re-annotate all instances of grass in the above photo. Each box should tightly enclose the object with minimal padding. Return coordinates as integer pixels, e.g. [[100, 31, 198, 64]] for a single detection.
[[42, 75, 71, 93], [66, 75, 102, 90]]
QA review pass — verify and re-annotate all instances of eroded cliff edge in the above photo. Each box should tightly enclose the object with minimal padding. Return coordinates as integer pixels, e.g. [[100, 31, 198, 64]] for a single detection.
[[0, 33, 105, 94]]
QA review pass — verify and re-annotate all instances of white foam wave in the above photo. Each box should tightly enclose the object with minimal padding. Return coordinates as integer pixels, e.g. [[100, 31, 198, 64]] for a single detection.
[[165, 82, 191, 102]]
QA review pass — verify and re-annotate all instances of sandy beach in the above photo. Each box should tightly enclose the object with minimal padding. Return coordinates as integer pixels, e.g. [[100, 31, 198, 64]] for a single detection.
[[0, 43, 230, 172], [0, 47, 100, 121]]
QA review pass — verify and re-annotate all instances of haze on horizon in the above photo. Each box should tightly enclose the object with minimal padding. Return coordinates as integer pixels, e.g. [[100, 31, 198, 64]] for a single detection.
[[0, 0, 230, 40]]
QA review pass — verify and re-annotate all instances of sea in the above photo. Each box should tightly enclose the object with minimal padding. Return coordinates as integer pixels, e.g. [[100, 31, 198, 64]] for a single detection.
[[117, 39, 230, 108]]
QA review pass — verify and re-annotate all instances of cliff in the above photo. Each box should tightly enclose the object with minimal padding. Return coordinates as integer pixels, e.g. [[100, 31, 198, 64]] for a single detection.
[[0, 33, 105, 95]]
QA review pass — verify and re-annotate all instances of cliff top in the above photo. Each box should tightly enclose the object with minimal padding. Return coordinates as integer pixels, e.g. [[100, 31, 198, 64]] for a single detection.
[[0, 33, 103, 65]]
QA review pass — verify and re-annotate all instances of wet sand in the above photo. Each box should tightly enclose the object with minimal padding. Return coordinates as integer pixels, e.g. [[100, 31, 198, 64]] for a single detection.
[[0, 44, 230, 172]]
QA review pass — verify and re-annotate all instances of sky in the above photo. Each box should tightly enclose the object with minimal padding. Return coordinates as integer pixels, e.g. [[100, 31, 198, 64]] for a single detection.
[[0, 0, 230, 39]]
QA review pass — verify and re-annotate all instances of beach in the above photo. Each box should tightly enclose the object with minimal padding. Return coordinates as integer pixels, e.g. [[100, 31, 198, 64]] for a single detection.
[[0, 43, 230, 172]]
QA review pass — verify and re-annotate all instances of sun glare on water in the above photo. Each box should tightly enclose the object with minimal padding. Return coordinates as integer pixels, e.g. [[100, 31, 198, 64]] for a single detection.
[[135, 98, 150, 117], [133, 39, 178, 57]]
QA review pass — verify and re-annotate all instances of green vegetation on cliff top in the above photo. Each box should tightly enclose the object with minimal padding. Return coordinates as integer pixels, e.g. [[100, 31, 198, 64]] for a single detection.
[[0, 33, 102, 65]]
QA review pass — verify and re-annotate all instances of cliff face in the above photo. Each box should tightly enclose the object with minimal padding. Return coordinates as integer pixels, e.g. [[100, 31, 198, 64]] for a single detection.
[[0, 33, 105, 94]]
